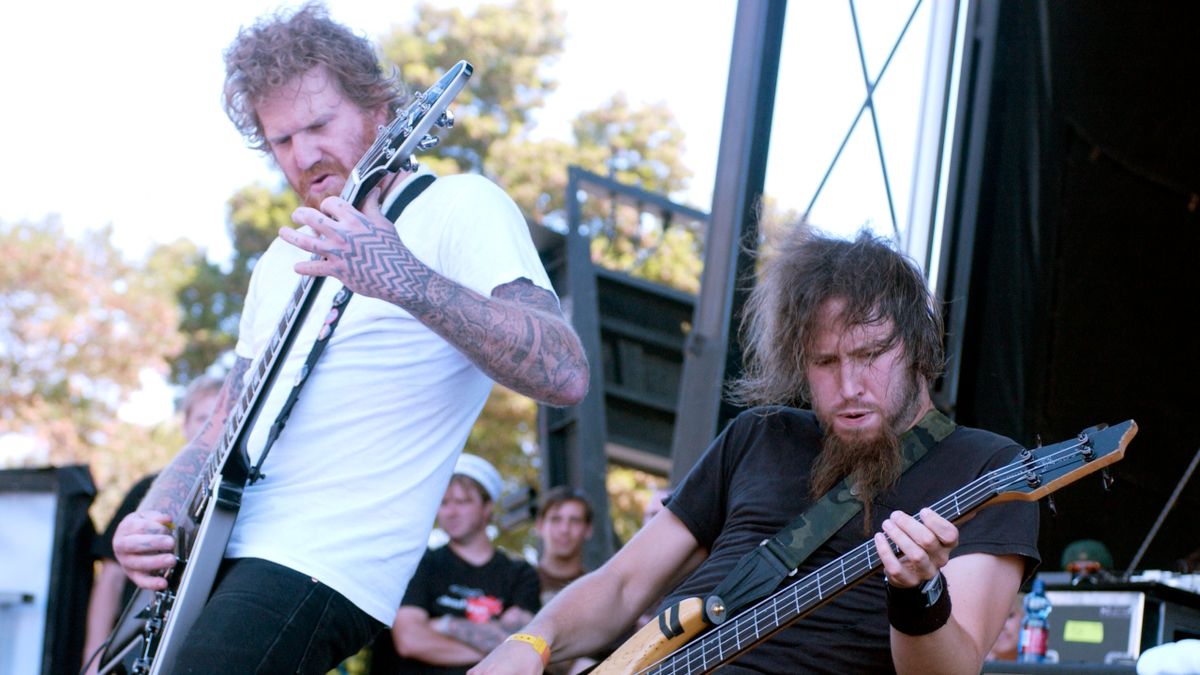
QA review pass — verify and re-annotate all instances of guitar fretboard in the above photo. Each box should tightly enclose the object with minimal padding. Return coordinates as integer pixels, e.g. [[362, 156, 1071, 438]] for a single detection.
[[641, 438, 1094, 675], [188, 271, 327, 517]]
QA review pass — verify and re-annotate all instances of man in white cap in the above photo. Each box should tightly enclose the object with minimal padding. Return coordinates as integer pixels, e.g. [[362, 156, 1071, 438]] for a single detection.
[[387, 453, 541, 674]]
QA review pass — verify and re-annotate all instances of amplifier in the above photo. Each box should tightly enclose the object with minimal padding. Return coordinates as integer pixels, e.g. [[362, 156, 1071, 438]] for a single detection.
[[1042, 582, 1200, 666]]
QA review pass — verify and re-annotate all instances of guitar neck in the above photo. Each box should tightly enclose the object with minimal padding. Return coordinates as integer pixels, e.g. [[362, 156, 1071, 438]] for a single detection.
[[643, 478, 1000, 674], [594, 423, 1133, 675], [186, 272, 328, 513]]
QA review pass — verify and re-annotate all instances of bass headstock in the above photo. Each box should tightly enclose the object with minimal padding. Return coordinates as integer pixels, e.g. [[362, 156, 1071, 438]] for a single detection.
[[991, 419, 1137, 503]]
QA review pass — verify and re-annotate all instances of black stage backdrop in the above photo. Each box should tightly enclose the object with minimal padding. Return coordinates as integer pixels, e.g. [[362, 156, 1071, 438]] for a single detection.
[[954, 0, 1200, 574]]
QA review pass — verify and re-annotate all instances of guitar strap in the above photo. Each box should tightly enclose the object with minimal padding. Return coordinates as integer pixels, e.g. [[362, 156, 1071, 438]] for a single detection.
[[248, 174, 437, 483], [702, 408, 957, 624]]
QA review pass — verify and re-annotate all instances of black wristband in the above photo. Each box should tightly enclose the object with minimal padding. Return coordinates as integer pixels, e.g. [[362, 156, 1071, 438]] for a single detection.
[[886, 572, 952, 636]]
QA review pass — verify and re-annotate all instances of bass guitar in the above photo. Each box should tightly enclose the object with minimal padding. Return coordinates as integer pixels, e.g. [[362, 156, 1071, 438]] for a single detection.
[[592, 419, 1138, 674], [96, 60, 473, 675]]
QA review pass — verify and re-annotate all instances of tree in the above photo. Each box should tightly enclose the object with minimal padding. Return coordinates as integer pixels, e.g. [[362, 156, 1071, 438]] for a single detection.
[[0, 217, 186, 522], [380, 0, 567, 176], [159, 182, 299, 384]]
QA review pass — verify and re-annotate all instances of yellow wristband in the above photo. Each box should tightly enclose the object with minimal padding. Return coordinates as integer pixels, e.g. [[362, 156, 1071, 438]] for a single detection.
[[506, 632, 550, 666]]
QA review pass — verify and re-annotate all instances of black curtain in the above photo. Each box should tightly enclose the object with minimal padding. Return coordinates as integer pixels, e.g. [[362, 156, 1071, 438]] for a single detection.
[[956, 0, 1200, 572]]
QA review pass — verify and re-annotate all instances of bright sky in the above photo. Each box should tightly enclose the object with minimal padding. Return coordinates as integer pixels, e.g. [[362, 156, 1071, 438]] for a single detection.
[[0, 0, 735, 264], [0, 1, 936, 425]]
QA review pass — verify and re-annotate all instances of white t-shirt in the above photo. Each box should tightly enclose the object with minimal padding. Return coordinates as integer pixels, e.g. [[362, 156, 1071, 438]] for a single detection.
[[226, 171, 553, 623]]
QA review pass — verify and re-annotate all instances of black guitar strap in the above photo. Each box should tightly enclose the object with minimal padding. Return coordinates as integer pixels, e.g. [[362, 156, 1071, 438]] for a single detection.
[[248, 174, 437, 483], [702, 408, 957, 624]]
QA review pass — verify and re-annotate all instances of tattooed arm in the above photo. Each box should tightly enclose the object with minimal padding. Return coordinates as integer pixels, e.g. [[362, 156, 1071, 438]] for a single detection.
[[280, 189, 588, 407], [112, 358, 250, 590], [393, 606, 488, 667], [393, 606, 534, 666], [436, 606, 535, 655]]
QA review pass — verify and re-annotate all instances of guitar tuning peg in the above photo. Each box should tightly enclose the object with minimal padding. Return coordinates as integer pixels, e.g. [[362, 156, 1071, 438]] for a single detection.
[[417, 134, 440, 151], [1035, 433, 1043, 448], [400, 157, 420, 173], [1046, 495, 1058, 518], [1101, 469, 1115, 491], [437, 109, 455, 128]]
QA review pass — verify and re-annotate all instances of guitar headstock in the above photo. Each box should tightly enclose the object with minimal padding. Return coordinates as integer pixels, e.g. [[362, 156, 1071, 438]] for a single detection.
[[991, 419, 1137, 503], [342, 60, 474, 205]]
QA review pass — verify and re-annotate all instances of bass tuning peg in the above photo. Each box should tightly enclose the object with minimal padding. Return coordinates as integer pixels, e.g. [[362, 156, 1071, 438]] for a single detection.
[[1101, 469, 1115, 491]]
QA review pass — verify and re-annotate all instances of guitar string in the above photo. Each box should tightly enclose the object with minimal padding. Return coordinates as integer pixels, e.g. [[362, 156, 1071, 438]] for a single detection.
[[640, 437, 1102, 674], [194, 83, 420, 505], [199, 66, 470, 489], [653, 439, 1090, 674], [129, 66, 468, 673]]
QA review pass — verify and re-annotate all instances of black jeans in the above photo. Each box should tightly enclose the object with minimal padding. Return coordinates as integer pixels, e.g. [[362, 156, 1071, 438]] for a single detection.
[[172, 557, 384, 674]]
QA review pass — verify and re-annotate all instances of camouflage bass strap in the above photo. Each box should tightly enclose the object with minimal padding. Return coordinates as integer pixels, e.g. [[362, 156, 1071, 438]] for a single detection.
[[702, 409, 957, 625]]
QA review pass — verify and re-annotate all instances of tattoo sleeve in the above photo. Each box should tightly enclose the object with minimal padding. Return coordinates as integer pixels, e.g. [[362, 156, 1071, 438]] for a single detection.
[[338, 216, 589, 405], [140, 357, 251, 519], [441, 615, 520, 654]]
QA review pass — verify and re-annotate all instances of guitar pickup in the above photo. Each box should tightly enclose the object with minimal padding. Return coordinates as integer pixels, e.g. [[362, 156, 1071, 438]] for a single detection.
[[216, 481, 243, 511]]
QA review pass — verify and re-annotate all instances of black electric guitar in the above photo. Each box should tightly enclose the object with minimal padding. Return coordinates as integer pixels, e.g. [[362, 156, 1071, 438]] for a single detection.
[[96, 60, 473, 675], [591, 419, 1138, 674]]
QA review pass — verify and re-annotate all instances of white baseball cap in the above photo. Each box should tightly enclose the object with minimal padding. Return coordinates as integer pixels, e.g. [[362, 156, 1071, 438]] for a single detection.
[[454, 453, 503, 502]]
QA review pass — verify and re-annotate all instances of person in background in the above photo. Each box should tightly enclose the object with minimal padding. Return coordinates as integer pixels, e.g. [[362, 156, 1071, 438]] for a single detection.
[[633, 486, 673, 631], [389, 454, 541, 674], [534, 486, 593, 607], [640, 486, 671, 529], [81, 374, 223, 674], [533, 486, 595, 675], [985, 593, 1023, 662], [1061, 538, 1114, 584]]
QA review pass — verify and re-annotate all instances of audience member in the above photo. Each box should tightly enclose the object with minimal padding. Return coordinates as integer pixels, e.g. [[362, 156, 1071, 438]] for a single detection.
[[534, 486, 595, 674], [985, 593, 1023, 661], [641, 486, 671, 528], [1061, 538, 1114, 584], [534, 486, 593, 606], [389, 454, 540, 674], [633, 486, 672, 630]]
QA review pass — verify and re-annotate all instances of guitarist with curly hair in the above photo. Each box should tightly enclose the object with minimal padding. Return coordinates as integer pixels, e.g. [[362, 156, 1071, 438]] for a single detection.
[[108, 4, 586, 673]]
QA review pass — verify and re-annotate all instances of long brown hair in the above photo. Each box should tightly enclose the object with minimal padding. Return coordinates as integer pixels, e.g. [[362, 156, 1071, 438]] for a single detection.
[[729, 226, 944, 407], [222, 2, 405, 153]]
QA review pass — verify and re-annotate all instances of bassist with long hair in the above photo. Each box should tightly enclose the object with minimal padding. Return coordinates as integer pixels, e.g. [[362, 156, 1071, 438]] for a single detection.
[[472, 228, 1041, 674]]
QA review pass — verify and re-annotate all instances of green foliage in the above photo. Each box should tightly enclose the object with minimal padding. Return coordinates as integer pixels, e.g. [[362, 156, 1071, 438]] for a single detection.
[[158, 183, 300, 384], [0, 217, 185, 524], [607, 466, 669, 549], [461, 385, 539, 552], [570, 93, 691, 197], [381, 0, 567, 175]]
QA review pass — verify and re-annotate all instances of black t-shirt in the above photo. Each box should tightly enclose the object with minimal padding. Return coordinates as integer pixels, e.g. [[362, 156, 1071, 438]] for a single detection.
[[391, 545, 541, 675], [661, 407, 1041, 674], [92, 473, 157, 610]]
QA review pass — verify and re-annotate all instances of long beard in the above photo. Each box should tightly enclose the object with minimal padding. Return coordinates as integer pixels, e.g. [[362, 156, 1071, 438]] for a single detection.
[[810, 424, 902, 534], [810, 372, 924, 533]]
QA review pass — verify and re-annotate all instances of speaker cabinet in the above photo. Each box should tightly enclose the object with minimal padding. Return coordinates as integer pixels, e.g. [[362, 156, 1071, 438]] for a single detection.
[[0, 466, 95, 675]]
